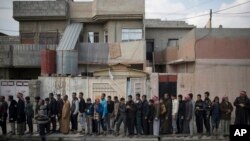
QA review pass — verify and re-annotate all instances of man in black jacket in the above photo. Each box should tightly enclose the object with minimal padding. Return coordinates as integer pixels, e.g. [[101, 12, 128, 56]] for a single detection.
[[0, 96, 7, 135], [135, 93, 143, 135], [17, 93, 26, 135], [107, 96, 114, 133], [49, 93, 57, 133], [148, 99, 155, 135], [8, 95, 17, 135], [203, 91, 212, 135], [56, 94, 64, 132], [142, 95, 149, 135], [195, 94, 204, 134], [79, 92, 86, 133], [126, 95, 136, 136], [177, 95, 185, 134]]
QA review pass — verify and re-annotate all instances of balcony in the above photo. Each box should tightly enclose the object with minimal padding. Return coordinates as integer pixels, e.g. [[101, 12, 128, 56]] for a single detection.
[[0, 44, 56, 68], [13, 1, 68, 21], [78, 40, 146, 65]]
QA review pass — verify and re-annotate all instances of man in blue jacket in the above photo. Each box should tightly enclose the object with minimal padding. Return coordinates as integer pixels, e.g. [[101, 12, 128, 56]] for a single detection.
[[100, 93, 108, 135]]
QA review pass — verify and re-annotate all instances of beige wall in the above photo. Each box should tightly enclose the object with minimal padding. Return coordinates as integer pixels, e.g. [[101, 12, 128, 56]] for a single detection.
[[94, 0, 144, 16], [69, 0, 144, 20], [108, 41, 146, 65], [69, 1, 92, 20], [146, 28, 192, 51], [178, 29, 196, 60]]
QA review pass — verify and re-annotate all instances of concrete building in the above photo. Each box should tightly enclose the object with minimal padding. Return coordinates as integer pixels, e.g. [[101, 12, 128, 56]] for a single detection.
[[151, 28, 250, 119]]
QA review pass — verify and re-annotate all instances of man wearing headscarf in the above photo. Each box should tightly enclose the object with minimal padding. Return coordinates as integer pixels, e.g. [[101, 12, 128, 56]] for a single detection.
[[234, 91, 249, 125], [163, 93, 172, 134], [220, 96, 233, 136]]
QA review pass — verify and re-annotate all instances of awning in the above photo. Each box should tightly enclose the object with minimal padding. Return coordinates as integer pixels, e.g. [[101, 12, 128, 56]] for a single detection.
[[57, 23, 83, 50], [168, 59, 195, 65]]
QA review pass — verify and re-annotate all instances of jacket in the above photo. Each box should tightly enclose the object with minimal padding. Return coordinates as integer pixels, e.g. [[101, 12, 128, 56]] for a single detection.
[[25, 102, 34, 118], [148, 104, 155, 121], [49, 98, 57, 116], [71, 99, 79, 115], [85, 103, 94, 116], [9, 100, 17, 122], [126, 100, 136, 118], [100, 99, 108, 117], [142, 100, 149, 118], [135, 99, 142, 116], [195, 100, 204, 116], [220, 101, 233, 120], [184, 100, 193, 121], [79, 98, 86, 113], [17, 99, 26, 123], [211, 102, 221, 119], [35, 105, 49, 124], [56, 99, 64, 115], [178, 100, 185, 118], [107, 100, 114, 114]]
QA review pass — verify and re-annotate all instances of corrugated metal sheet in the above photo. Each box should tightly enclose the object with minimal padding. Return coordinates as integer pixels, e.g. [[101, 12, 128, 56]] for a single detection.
[[79, 43, 109, 64], [57, 23, 83, 50], [57, 50, 78, 75]]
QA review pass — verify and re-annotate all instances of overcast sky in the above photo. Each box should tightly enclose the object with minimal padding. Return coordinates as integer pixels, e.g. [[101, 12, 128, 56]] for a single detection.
[[0, 0, 250, 35]]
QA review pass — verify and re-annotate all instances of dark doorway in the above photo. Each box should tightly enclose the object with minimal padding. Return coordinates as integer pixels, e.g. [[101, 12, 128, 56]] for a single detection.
[[146, 39, 154, 63], [158, 75, 177, 98]]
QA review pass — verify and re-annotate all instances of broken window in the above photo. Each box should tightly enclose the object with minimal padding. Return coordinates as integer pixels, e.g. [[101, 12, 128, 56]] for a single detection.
[[167, 39, 179, 46], [88, 32, 99, 43]]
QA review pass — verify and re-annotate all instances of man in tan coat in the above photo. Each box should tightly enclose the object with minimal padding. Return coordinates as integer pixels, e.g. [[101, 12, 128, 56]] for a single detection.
[[61, 95, 70, 134]]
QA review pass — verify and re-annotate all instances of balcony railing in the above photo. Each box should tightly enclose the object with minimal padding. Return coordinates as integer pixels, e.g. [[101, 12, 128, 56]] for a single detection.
[[78, 40, 146, 65]]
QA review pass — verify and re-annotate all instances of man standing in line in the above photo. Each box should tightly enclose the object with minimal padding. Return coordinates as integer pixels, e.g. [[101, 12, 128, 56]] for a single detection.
[[107, 96, 114, 134], [56, 94, 64, 132], [203, 91, 212, 136], [135, 93, 143, 135], [61, 95, 70, 134], [34, 96, 41, 133], [142, 95, 149, 135], [163, 93, 172, 134], [177, 95, 185, 134], [100, 93, 108, 135], [49, 93, 57, 133], [79, 92, 86, 134], [126, 95, 136, 136], [171, 95, 179, 134], [195, 94, 204, 134], [112, 96, 120, 130], [115, 97, 127, 136], [234, 91, 249, 125], [0, 96, 7, 135], [8, 95, 17, 135], [71, 92, 79, 133], [16, 93, 26, 135], [25, 96, 34, 135]]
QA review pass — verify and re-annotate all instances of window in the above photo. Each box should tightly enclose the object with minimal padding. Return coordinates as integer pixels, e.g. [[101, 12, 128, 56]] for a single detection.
[[88, 32, 99, 43], [146, 39, 154, 63], [21, 33, 35, 44], [122, 29, 142, 41], [167, 39, 179, 46], [104, 31, 108, 43], [39, 32, 58, 44]]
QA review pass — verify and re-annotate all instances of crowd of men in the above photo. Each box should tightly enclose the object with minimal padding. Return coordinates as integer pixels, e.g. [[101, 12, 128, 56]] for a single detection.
[[0, 90, 250, 140]]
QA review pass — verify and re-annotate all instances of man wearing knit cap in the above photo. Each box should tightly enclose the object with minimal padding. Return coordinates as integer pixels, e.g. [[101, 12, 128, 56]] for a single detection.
[[234, 91, 249, 125]]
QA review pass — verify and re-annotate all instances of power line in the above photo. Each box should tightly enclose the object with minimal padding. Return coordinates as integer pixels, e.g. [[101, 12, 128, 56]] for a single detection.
[[171, 0, 250, 21]]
